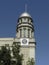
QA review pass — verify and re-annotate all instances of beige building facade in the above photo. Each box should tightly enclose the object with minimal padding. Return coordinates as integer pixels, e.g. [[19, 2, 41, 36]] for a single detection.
[[0, 12, 36, 65]]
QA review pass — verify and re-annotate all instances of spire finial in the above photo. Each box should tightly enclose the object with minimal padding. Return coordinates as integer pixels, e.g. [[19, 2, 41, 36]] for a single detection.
[[25, 4, 27, 12]]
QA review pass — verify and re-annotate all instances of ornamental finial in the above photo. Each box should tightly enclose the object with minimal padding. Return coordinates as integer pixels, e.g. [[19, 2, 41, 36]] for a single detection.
[[25, 4, 27, 12]]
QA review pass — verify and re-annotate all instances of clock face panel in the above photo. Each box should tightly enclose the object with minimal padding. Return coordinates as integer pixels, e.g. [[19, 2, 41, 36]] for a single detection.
[[20, 38, 29, 45], [22, 39, 27, 44]]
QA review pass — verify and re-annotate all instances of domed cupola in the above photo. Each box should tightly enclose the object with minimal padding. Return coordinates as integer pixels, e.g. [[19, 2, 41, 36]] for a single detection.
[[20, 12, 31, 18], [16, 12, 34, 38]]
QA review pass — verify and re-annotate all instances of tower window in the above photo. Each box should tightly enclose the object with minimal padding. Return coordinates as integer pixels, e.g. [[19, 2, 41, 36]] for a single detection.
[[20, 29, 22, 37], [22, 18, 28, 22], [28, 29, 30, 38], [31, 31, 34, 38], [24, 28, 26, 37], [31, 31, 33, 38]]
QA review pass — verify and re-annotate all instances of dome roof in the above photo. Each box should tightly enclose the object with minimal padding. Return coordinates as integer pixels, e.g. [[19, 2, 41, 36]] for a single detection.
[[20, 12, 31, 18]]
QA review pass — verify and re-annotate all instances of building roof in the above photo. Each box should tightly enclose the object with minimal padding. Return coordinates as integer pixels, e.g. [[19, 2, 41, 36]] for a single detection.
[[20, 12, 31, 18]]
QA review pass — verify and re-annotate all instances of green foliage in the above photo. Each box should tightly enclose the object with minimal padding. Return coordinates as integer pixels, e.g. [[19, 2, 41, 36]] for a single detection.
[[0, 46, 11, 65], [12, 42, 23, 65], [0, 42, 23, 65], [27, 58, 35, 65]]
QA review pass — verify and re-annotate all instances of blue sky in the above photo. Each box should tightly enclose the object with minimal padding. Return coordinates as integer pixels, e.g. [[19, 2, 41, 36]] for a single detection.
[[0, 0, 49, 65]]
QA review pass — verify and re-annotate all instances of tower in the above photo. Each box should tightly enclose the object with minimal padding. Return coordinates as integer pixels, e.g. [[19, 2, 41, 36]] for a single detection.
[[16, 12, 36, 65], [0, 7, 36, 65]]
